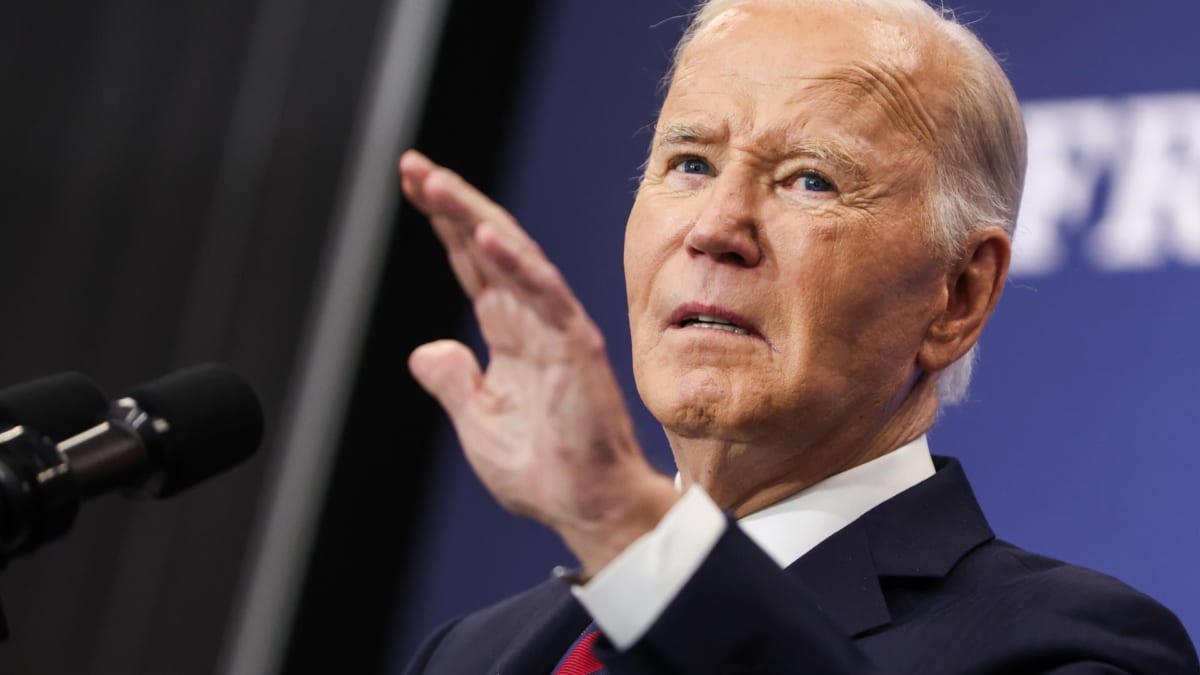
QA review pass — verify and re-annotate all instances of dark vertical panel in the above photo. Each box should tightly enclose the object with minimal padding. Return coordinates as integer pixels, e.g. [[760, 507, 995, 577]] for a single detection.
[[0, 0, 393, 671], [283, 1, 549, 673]]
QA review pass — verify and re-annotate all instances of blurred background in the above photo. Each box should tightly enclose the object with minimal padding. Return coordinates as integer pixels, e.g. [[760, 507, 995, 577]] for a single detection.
[[0, 0, 1196, 673]]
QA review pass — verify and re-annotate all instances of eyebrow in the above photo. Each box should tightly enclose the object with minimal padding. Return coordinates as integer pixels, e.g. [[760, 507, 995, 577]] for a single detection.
[[654, 122, 869, 184], [656, 122, 724, 146], [782, 140, 869, 184]]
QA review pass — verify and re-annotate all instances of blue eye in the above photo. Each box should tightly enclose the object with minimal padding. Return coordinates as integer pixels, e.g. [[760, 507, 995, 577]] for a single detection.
[[678, 157, 711, 175], [801, 173, 834, 192]]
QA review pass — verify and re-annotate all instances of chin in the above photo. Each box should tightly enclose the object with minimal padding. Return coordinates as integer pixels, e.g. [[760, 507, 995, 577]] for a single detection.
[[658, 400, 721, 435], [641, 367, 758, 438]]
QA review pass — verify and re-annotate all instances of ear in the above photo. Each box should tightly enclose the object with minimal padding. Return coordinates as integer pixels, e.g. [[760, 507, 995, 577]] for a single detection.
[[918, 227, 1011, 372]]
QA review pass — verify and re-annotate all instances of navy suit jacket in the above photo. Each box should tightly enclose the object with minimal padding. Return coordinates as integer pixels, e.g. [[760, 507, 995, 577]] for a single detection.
[[404, 457, 1200, 674]]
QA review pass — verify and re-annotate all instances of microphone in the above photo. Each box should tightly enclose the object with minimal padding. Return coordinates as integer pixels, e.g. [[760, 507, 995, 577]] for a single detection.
[[0, 371, 109, 440], [58, 363, 264, 499], [0, 364, 264, 567]]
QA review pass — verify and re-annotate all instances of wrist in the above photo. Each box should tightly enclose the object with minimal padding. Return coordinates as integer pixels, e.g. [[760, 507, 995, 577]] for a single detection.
[[560, 471, 679, 578]]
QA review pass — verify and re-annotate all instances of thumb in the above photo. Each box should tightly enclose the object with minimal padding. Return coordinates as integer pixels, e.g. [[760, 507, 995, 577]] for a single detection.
[[409, 339, 482, 419]]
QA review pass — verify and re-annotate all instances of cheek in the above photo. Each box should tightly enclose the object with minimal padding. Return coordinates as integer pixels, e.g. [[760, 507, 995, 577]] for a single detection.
[[776, 219, 941, 357], [623, 216, 651, 322], [824, 240, 944, 362], [623, 207, 664, 356], [623, 194, 690, 311], [622, 223, 646, 298]]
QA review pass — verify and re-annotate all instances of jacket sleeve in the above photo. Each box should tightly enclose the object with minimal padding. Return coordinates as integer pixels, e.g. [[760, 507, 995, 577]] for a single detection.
[[402, 618, 460, 675], [594, 521, 871, 674]]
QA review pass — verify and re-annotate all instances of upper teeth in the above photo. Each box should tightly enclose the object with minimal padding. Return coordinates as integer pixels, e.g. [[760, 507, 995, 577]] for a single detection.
[[685, 314, 748, 335]]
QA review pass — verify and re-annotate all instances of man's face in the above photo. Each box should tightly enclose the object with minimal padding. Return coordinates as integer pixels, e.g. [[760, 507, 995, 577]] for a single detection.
[[625, 1, 957, 455]]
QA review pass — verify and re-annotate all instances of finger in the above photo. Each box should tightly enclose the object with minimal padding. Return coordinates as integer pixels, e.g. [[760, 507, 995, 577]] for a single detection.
[[400, 152, 493, 296], [420, 164, 531, 251], [400, 151, 536, 298], [476, 223, 577, 330], [401, 156, 488, 296], [446, 246, 486, 298], [398, 149, 436, 213], [401, 153, 577, 325], [409, 339, 483, 420], [401, 151, 537, 257]]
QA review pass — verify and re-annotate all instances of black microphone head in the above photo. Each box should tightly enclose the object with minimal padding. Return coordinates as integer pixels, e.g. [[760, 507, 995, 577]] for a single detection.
[[126, 364, 264, 498], [0, 372, 109, 440]]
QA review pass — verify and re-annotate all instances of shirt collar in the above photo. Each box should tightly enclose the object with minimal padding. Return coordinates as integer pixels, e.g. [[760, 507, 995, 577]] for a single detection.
[[736, 435, 935, 568]]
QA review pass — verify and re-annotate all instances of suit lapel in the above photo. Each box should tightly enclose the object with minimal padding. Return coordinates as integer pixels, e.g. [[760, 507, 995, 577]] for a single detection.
[[491, 581, 590, 675], [788, 522, 893, 636], [861, 456, 994, 578], [786, 456, 995, 637]]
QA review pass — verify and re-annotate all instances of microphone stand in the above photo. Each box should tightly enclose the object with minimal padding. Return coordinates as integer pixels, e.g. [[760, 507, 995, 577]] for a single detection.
[[0, 424, 84, 641]]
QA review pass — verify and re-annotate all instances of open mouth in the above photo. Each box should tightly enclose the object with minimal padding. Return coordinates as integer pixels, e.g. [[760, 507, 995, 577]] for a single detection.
[[680, 314, 750, 335]]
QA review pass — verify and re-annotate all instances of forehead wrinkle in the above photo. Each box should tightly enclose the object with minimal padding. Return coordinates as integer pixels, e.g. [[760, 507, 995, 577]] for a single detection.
[[818, 61, 941, 149], [740, 118, 869, 178], [654, 89, 757, 148]]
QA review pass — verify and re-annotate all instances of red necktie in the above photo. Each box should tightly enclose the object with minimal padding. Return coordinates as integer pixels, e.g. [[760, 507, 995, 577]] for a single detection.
[[553, 625, 606, 675]]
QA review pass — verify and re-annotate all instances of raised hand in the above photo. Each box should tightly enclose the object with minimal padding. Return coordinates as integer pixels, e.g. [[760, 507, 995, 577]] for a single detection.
[[399, 150, 677, 575]]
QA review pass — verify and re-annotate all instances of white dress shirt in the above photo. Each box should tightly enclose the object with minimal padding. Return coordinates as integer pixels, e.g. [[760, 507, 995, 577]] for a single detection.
[[572, 435, 936, 649]]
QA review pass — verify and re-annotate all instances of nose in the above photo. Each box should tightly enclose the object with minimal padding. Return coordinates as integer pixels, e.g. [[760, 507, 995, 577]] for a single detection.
[[683, 171, 763, 267]]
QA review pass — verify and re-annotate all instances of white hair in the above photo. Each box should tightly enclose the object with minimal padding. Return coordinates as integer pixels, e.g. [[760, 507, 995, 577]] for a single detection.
[[668, 0, 1027, 406]]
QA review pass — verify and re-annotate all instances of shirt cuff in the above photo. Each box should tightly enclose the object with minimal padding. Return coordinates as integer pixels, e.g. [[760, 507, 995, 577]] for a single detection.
[[570, 484, 727, 649]]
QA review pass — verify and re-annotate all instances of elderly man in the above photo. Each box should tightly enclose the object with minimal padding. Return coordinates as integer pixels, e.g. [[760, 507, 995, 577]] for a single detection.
[[398, 0, 1199, 672]]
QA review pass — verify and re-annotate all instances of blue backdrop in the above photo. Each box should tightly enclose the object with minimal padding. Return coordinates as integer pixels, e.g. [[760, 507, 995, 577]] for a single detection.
[[389, 2, 1200, 668]]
